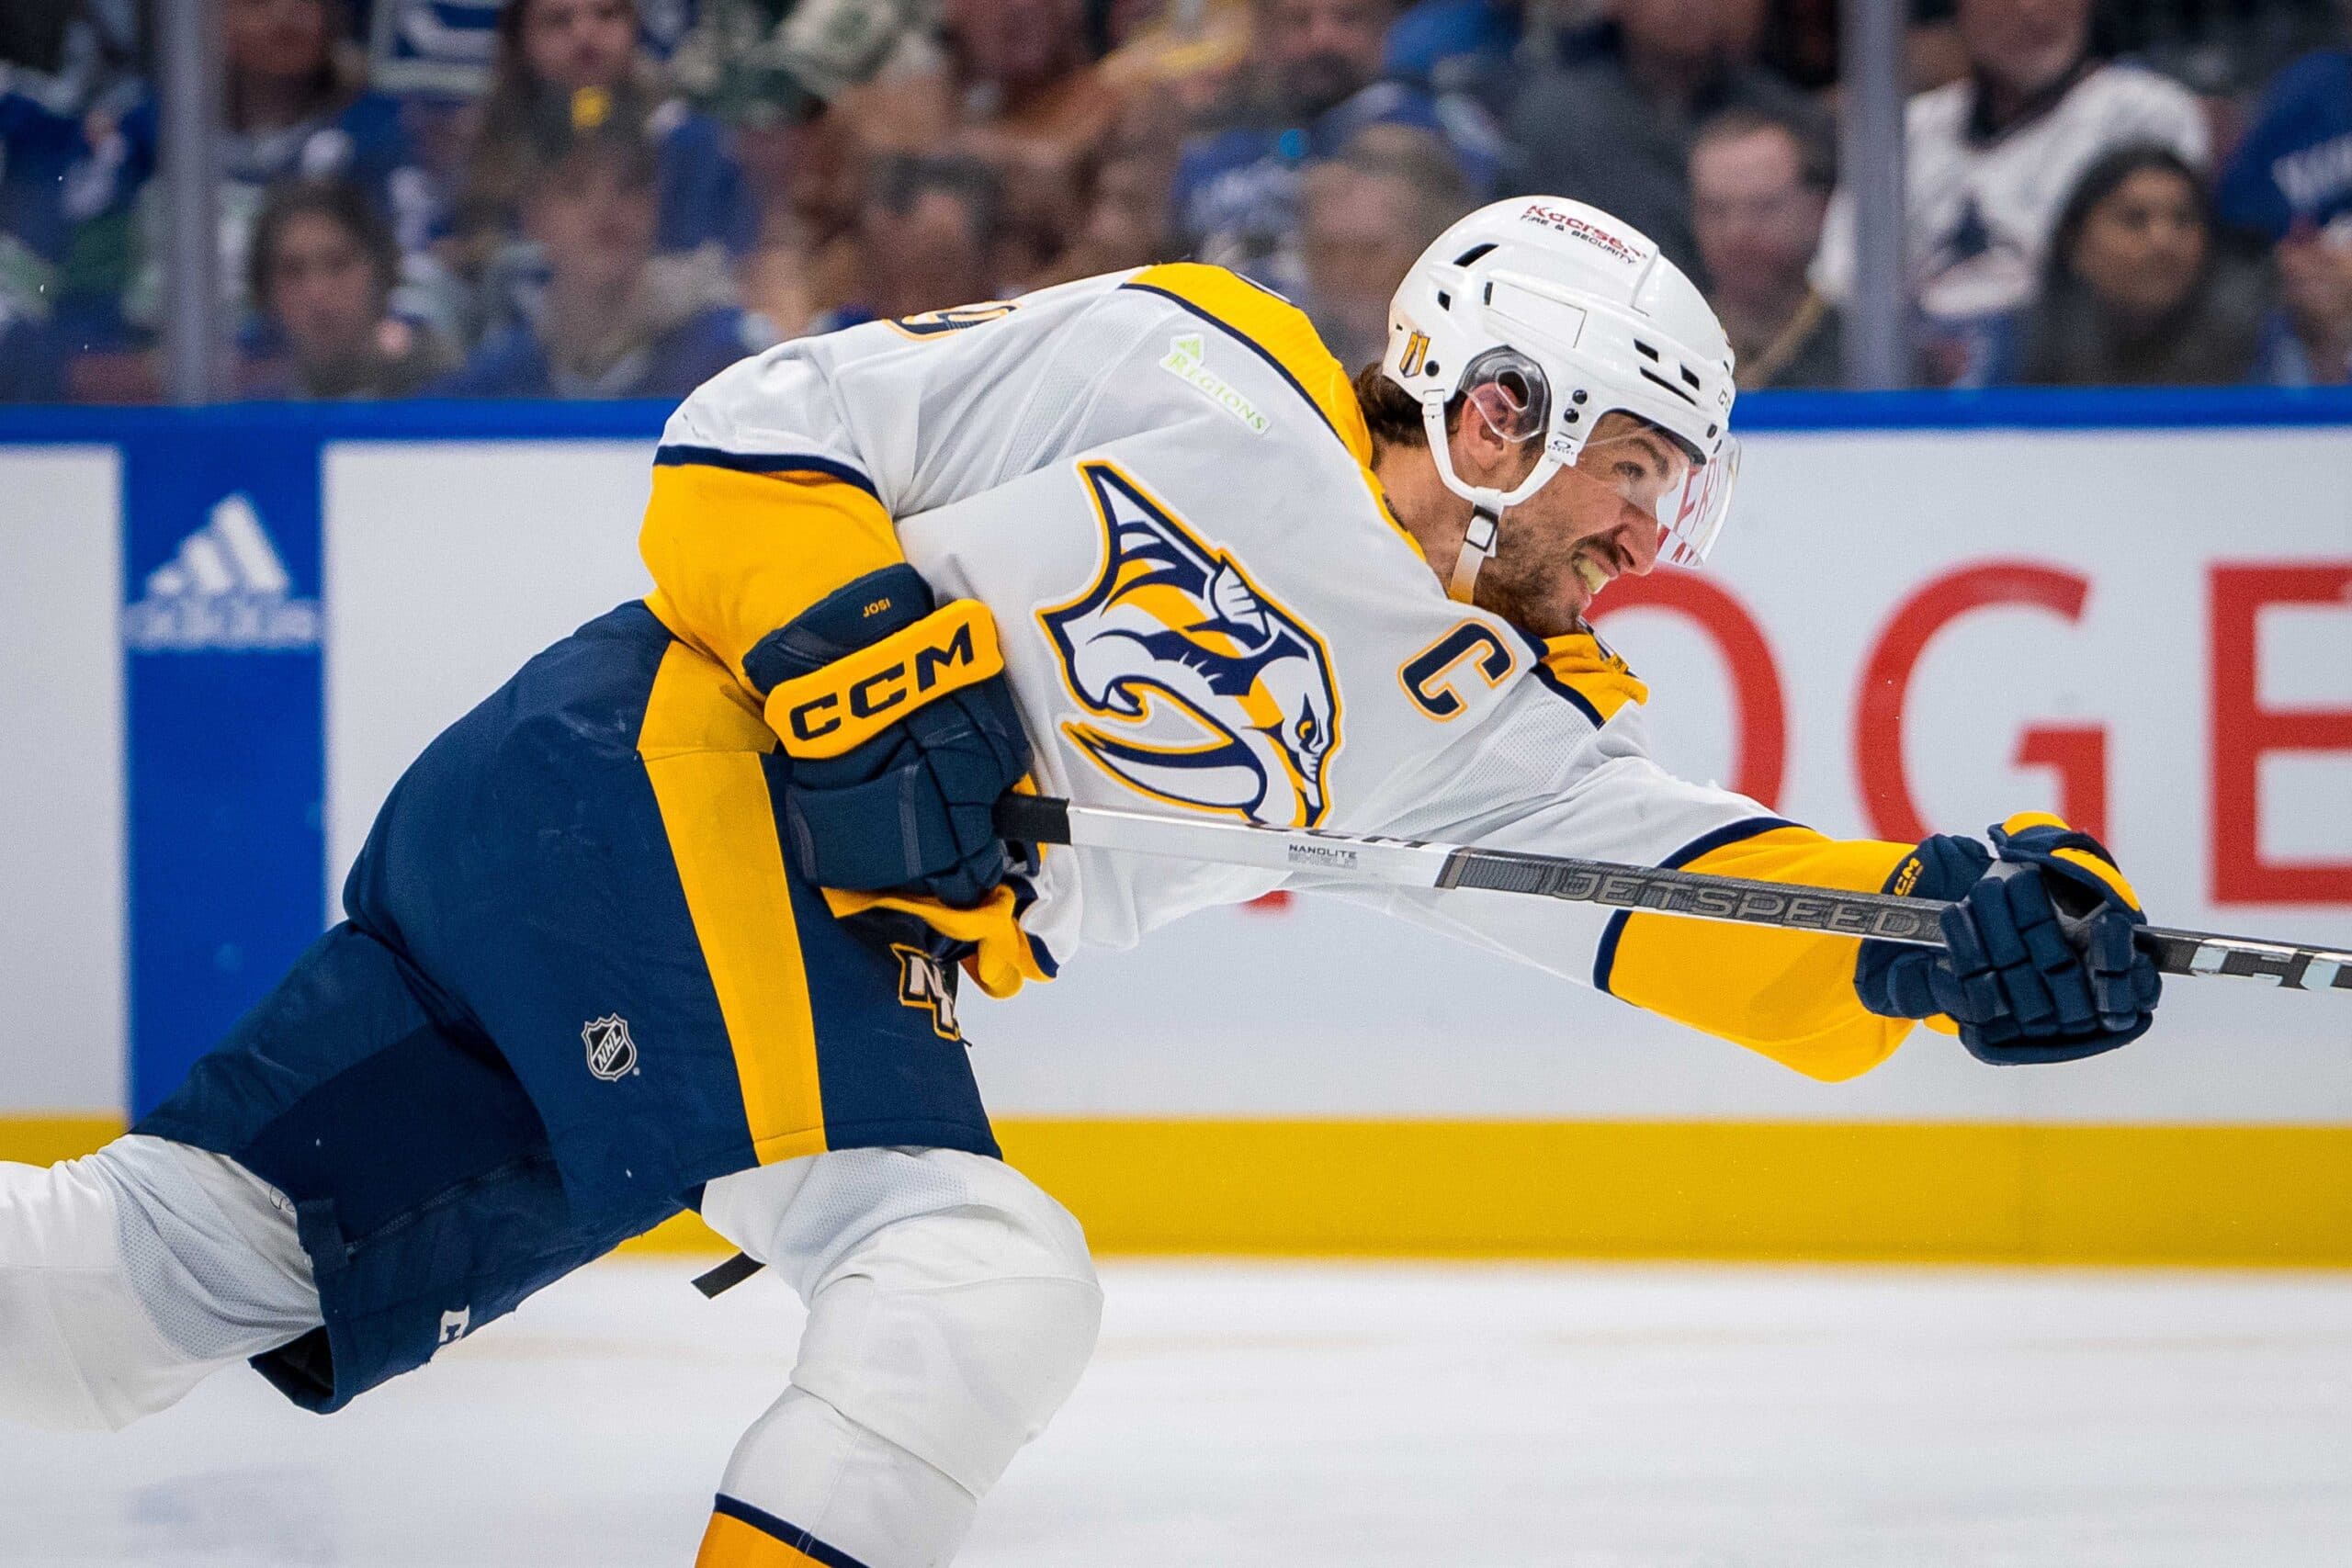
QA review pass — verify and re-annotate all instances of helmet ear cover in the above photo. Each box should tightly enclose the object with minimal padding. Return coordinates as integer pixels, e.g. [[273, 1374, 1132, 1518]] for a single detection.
[[1458, 347, 1550, 447]]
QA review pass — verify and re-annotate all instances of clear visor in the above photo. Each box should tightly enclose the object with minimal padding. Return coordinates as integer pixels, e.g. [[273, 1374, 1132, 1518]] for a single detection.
[[1571, 426, 1742, 569]]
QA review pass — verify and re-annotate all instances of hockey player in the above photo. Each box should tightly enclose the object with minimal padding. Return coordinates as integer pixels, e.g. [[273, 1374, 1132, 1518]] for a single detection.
[[1, 197, 2160, 1567]]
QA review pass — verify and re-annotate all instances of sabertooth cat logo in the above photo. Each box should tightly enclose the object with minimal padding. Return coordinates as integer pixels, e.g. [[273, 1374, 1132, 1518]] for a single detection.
[[582, 1014, 638, 1081], [1039, 461, 1341, 828]]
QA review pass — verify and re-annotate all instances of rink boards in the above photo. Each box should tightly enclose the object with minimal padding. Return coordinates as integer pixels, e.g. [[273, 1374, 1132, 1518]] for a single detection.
[[3, 389, 2348, 1262]]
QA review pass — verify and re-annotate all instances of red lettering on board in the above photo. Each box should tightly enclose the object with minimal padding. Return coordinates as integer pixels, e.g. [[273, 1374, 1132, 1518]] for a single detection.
[[1855, 562, 2097, 844], [2210, 563, 2352, 904]]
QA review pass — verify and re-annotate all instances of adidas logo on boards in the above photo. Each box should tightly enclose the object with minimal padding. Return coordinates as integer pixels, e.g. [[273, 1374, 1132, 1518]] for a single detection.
[[123, 493, 322, 652]]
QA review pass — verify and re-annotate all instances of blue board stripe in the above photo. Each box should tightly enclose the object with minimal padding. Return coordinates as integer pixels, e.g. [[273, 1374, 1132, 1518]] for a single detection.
[[1729, 385, 2352, 431], [5, 386, 2348, 447]]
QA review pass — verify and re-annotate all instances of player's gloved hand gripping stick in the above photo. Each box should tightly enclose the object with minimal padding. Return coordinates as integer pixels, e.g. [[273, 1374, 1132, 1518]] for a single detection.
[[994, 795, 2352, 1001], [1854, 816, 2162, 1064]]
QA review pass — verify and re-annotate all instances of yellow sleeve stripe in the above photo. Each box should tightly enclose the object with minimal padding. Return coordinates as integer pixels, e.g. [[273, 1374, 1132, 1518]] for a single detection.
[[1537, 630, 1649, 721], [639, 642, 830, 1167], [766, 599, 1005, 760], [1123, 264, 1421, 558], [1601, 821, 1917, 1084], [639, 458, 905, 689]]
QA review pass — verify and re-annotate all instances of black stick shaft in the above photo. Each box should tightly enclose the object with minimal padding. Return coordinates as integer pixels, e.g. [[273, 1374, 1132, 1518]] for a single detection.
[[995, 795, 2352, 994]]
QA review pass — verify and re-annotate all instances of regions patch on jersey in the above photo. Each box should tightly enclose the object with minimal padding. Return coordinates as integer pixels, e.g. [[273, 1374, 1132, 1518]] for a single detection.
[[1039, 460, 1341, 828], [1159, 332, 1271, 434]]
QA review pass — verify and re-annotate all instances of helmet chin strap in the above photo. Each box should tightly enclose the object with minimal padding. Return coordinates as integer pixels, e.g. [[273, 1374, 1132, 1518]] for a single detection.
[[1448, 506, 1500, 604], [1420, 396, 1569, 608]]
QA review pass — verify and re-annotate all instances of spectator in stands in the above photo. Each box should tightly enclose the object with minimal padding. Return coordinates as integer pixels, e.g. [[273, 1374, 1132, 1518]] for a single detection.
[[0, 1, 142, 348], [2218, 30, 2352, 243], [243, 177, 452, 398], [1689, 107, 1843, 389], [2259, 217, 2352, 385], [465, 0, 754, 261], [1299, 124, 1470, 367], [734, 100, 868, 339], [1383, 0, 1527, 96], [2218, 28, 2351, 384], [1098, 0, 1254, 120], [1026, 108, 1182, 288], [674, 0, 931, 338], [1753, 0, 1973, 95], [20, 0, 411, 398], [1506, 0, 1820, 286], [839, 0, 1125, 288], [105, 0, 418, 330], [808, 154, 1002, 331], [1811, 0, 2208, 385], [435, 122, 773, 398], [1171, 0, 1501, 299], [2002, 146, 2265, 387]]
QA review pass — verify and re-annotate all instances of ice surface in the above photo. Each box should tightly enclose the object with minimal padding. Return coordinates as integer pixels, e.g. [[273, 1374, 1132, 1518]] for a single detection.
[[2, 1258, 2347, 1565]]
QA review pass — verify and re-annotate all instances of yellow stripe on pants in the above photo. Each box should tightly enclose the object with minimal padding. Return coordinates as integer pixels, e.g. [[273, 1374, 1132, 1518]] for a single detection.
[[639, 641, 829, 1166]]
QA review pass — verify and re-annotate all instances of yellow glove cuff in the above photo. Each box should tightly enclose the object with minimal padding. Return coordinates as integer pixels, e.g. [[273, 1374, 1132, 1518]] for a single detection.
[[1997, 812, 2143, 910]]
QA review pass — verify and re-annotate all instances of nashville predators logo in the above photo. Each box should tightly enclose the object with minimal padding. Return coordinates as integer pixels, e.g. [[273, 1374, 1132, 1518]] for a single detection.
[[1039, 461, 1340, 827]]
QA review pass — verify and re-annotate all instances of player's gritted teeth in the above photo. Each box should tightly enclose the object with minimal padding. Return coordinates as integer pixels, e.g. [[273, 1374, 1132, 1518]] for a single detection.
[[1572, 551, 1611, 599]]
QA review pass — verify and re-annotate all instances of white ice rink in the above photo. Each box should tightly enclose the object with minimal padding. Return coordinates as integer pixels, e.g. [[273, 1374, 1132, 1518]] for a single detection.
[[4, 1258, 2349, 1566]]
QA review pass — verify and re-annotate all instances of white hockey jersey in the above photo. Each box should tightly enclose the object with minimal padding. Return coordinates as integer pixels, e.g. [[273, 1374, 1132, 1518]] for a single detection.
[[644, 265, 1918, 1078]]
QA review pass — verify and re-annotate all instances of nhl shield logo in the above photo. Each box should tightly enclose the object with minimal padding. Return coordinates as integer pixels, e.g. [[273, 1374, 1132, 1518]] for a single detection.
[[582, 1014, 637, 1080]]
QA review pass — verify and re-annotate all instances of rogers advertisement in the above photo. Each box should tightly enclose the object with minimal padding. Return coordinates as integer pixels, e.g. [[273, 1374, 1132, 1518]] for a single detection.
[[1, 400, 2347, 1126]]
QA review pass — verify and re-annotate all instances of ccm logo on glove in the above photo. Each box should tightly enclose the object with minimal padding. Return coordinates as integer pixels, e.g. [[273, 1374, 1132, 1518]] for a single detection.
[[768, 599, 1004, 759]]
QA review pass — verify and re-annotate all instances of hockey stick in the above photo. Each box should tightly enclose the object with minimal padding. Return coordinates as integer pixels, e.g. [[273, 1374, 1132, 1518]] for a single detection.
[[688, 797, 2348, 1297], [995, 795, 2352, 994]]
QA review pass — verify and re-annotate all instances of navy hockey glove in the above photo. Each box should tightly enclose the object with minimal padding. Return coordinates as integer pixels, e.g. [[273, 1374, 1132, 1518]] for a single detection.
[[747, 565, 1031, 907], [1854, 814, 2161, 1066]]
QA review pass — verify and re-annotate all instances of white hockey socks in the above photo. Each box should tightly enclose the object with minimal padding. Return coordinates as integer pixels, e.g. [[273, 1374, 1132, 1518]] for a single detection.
[[701, 1387, 982, 1567], [696, 1147, 1104, 1568], [0, 1136, 318, 1431]]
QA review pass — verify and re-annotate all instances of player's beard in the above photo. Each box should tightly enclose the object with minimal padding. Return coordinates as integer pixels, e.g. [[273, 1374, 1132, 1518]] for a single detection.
[[1475, 526, 1591, 641]]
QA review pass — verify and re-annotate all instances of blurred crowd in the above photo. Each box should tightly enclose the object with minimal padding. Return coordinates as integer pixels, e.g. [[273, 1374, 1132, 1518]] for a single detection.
[[0, 0, 2346, 402]]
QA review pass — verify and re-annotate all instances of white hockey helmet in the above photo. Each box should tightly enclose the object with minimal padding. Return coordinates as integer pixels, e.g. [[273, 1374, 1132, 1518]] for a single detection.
[[1381, 197, 1740, 603]]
